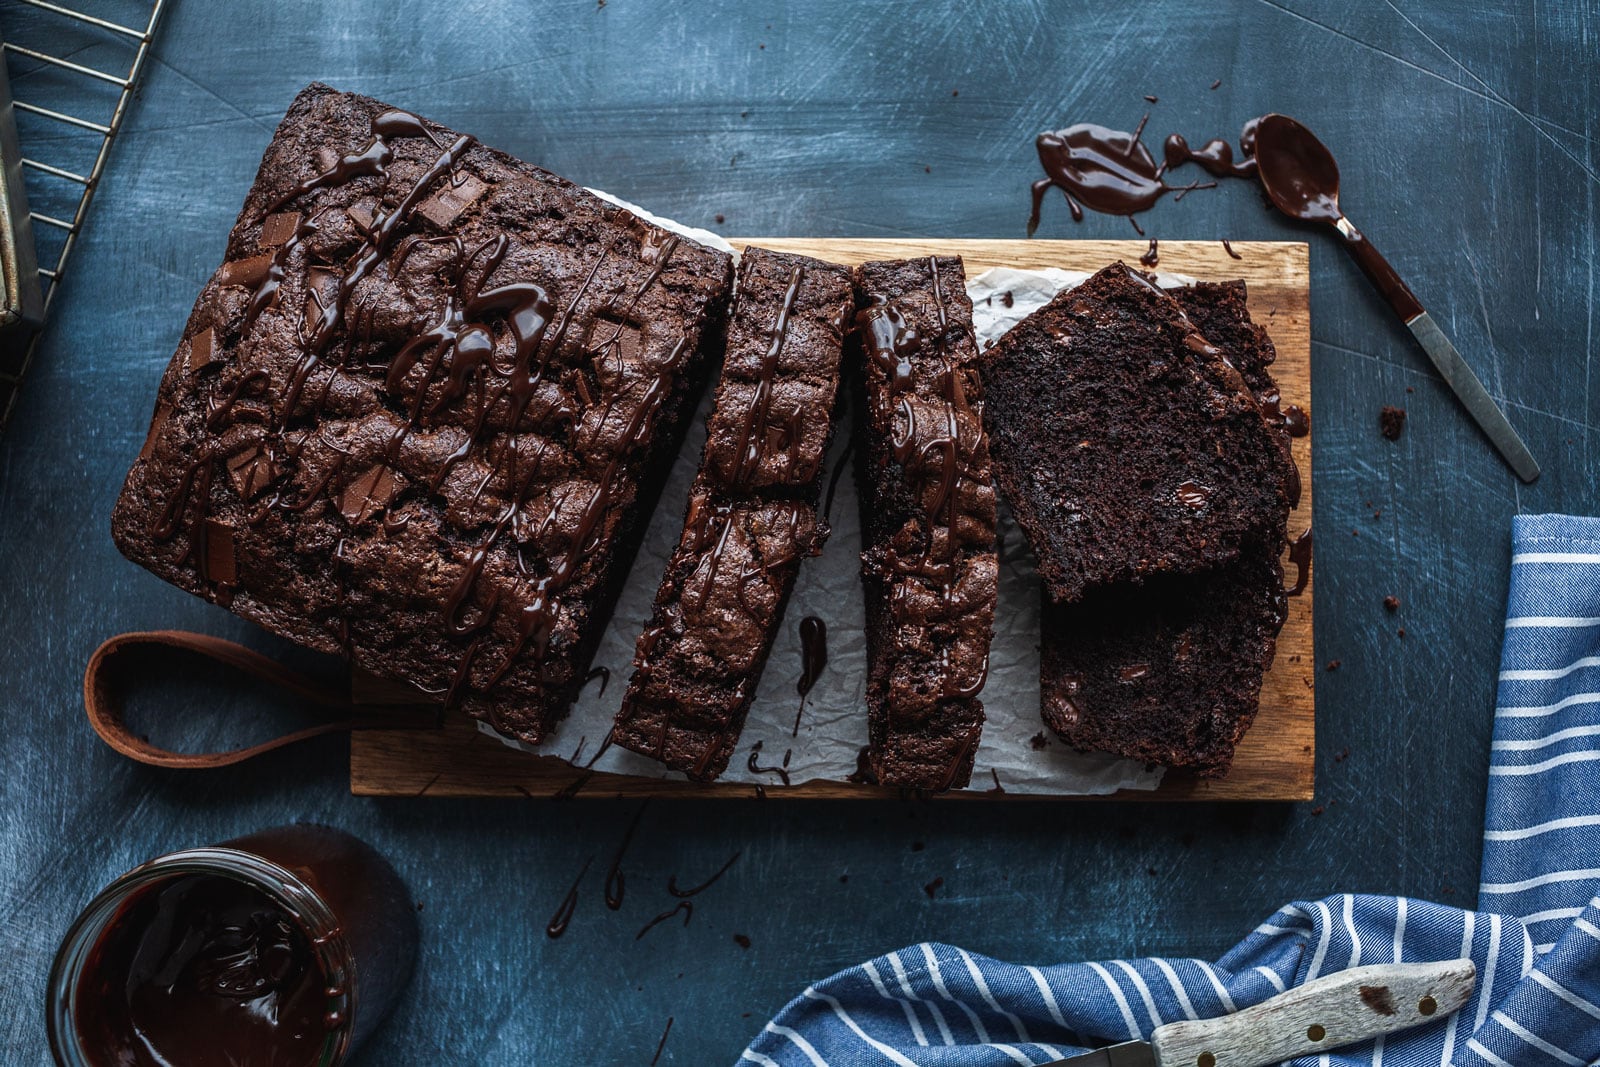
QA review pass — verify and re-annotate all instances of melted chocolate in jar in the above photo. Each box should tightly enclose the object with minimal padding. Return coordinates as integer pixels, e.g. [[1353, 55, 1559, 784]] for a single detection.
[[75, 874, 332, 1067]]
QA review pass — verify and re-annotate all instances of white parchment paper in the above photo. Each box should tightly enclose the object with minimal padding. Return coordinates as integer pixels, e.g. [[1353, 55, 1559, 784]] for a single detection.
[[480, 198, 1200, 793]]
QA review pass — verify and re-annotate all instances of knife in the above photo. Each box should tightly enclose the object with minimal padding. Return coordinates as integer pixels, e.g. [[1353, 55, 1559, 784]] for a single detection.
[[1042, 958, 1475, 1067]]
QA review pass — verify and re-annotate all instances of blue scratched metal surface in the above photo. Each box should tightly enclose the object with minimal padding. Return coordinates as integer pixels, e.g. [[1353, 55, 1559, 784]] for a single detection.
[[1, 0, 1596, 1062]]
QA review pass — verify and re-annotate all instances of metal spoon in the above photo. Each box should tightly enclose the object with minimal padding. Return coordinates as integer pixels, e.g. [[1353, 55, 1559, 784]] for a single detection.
[[1252, 113, 1539, 483]]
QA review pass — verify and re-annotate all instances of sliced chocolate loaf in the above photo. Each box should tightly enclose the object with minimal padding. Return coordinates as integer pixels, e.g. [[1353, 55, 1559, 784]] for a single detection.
[[1040, 534, 1289, 777], [978, 263, 1290, 604], [853, 256, 998, 791], [1033, 275, 1294, 776], [111, 84, 734, 745], [612, 247, 851, 779]]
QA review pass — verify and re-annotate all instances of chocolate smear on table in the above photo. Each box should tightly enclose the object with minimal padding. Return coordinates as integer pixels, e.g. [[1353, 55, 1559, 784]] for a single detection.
[[1028, 114, 1216, 236], [605, 803, 648, 910], [651, 1017, 675, 1065], [546, 856, 593, 939], [747, 740, 792, 786], [635, 901, 693, 941], [668, 851, 743, 898]]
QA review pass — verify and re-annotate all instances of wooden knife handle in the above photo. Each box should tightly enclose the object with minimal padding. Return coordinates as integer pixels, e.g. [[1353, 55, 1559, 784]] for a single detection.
[[1150, 959, 1475, 1067]]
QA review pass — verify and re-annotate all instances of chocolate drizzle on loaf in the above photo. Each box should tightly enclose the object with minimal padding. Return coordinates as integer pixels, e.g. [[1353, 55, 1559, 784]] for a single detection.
[[852, 256, 997, 791], [610, 247, 851, 780], [112, 84, 734, 744]]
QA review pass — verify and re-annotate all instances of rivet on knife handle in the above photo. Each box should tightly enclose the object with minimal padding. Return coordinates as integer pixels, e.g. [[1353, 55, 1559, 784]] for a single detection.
[[1148, 958, 1476, 1067]]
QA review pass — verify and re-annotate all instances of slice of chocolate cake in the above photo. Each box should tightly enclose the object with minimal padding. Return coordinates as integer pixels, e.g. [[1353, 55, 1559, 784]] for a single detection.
[[978, 263, 1290, 603], [611, 247, 852, 779], [1034, 275, 1294, 776], [1040, 533, 1288, 777], [853, 256, 998, 791], [111, 84, 734, 745], [1173, 280, 1301, 509]]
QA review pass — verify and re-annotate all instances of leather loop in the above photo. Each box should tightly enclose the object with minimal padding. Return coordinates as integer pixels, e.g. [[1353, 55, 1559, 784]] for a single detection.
[[84, 630, 435, 769]]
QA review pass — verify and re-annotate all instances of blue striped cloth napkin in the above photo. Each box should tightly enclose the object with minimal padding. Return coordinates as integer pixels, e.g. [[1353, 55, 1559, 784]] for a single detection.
[[742, 514, 1600, 1067]]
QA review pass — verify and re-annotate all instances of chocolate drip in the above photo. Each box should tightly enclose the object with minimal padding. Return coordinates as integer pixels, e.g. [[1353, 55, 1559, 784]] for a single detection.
[[1221, 239, 1243, 260], [667, 851, 742, 898], [545, 856, 593, 939], [583, 665, 611, 697], [1028, 115, 1216, 236], [1286, 527, 1313, 596], [1163, 125, 1259, 179], [604, 804, 647, 911], [791, 616, 828, 736], [730, 266, 805, 484], [846, 746, 878, 785], [746, 740, 792, 786], [1139, 239, 1160, 267], [266, 109, 445, 215], [634, 901, 693, 941], [1283, 404, 1310, 438], [650, 1018, 674, 1066]]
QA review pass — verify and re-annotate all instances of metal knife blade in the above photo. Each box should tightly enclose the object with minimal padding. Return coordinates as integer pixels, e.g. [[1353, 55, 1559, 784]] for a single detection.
[[1405, 311, 1540, 483], [1041, 1040, 1156, 1067]]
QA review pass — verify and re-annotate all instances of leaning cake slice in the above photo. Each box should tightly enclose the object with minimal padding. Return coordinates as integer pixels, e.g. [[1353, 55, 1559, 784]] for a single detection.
[[611, 247, 852, 779], [977, 263, 1290, 604], [852, 256, 998, 791]]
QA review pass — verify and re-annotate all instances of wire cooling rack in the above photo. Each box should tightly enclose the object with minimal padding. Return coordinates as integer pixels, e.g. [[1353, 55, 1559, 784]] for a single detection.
[[0, 0, 166, 432]]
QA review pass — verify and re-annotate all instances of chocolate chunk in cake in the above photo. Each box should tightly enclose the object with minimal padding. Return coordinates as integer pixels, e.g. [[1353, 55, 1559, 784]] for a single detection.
[[853, 256, 998, 791], [111, 84, 734, 744], [978, 263, 1290, 603], [612, 247, 851, 779], [1040, 533, 1288, 777]]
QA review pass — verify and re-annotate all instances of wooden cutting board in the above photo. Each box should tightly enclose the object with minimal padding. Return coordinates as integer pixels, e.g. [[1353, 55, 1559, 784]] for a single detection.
[[350, 238, 1315, 801]]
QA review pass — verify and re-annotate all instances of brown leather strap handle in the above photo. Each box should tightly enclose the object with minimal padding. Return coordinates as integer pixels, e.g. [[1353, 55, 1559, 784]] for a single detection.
[[84, 630, 435, 769]]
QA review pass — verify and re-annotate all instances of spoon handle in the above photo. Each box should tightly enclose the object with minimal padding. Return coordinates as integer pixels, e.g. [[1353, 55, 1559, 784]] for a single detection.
[[1332, 216, 1539, 483], [1331, 216, 1424, 321]]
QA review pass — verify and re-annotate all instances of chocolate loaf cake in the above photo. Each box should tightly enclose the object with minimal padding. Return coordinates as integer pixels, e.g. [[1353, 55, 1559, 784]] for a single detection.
[[978, 263, 1290, 604], [1040, 534, 1289, 777], [612, 247, 851, 779], [1032, 275, 1294, 776], [853, 256, 998, 791], [111, 84, 734, 744]]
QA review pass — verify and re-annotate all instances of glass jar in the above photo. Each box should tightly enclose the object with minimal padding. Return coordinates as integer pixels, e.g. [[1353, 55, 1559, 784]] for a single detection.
[[47, 824, 416, 1067]]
